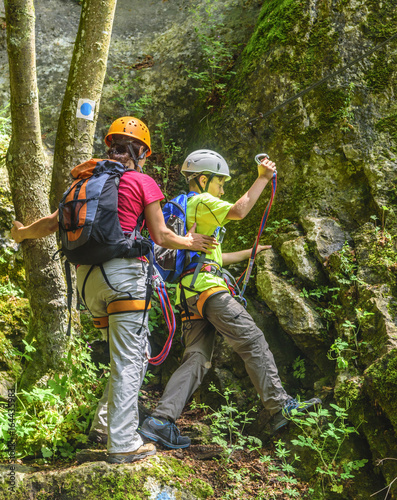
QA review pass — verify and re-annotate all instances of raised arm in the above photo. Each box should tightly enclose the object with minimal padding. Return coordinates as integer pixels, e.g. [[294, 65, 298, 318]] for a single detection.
[[11, 210, 59, 243], [144, 200, 217, 254], [226, 157, 276, 220], [222, 245, 271, 266]]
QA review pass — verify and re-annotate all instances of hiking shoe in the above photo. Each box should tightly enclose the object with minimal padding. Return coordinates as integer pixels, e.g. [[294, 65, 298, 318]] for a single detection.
[[271, 397, 322, 434], [88, 430, 108, 445], [107, 443, 156, 464], [139, 416, 191, 449]]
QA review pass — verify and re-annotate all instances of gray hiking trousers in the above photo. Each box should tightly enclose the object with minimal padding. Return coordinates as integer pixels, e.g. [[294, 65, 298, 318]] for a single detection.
[[76, 258, 150, 454], [153, 291, 289, 422]]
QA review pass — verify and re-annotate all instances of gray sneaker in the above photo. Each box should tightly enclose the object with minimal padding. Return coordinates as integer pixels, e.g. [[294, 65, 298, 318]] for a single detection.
[[139, 416, 191, 449], [107, 443, 156, 464], [271, 397, 322, 433]]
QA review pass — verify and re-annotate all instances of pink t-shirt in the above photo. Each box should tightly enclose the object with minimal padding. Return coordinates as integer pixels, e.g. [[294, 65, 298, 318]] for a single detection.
[[117, 170, 164, 232]]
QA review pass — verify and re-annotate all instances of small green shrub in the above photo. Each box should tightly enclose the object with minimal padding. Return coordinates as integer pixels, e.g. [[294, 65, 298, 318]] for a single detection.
[[191, 382, 261, 464], [0, 337, 109, 461], [289, 403, 367, 495]]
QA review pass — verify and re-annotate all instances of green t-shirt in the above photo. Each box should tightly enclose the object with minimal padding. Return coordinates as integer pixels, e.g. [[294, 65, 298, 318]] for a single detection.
[[177, 192, 233, 304]]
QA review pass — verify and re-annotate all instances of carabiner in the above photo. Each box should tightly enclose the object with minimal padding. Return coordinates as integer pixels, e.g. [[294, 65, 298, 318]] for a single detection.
[[255, 153, 277, 177], [255, 153, 269, 164]]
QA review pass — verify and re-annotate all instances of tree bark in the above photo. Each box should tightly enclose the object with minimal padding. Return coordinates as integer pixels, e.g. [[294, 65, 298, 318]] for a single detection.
[[5, 0, 68, 387], [50, 0, 117, 210]]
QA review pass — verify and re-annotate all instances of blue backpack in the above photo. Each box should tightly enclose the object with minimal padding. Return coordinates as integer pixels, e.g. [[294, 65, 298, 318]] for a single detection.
[[152, 192, 199, 282]]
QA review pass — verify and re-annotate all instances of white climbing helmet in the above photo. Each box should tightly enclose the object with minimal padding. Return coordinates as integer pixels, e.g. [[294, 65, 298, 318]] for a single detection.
[[181, 149, 231, 182]]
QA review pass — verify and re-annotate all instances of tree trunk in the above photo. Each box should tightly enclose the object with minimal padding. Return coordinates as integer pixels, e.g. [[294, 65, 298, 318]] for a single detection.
[[5, 0, 68, 387], [50, 0, 117, 210]]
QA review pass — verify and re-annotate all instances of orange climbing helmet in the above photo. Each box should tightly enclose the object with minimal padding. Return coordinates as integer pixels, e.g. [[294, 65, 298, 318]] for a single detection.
[[104, 116, 152, 156]]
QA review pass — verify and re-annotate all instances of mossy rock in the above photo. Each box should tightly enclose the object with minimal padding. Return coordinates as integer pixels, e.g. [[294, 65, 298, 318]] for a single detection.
[[347, 393, 397, 500], [0, 456, 214, 500], [364, 348, 397, 434]]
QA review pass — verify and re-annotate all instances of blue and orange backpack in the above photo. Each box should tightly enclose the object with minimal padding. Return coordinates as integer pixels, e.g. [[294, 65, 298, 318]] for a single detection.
[[58, 158, 151, 265]]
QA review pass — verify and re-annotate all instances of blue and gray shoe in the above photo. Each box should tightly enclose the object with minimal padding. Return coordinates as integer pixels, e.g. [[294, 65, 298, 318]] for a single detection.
[[139, 416, 191, 449], [271, 397, 322, 434]]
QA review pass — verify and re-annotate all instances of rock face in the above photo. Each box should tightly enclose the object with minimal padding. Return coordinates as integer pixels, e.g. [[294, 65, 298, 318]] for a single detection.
[[0, 0, 397, 497], [203, 0, 397, 496]]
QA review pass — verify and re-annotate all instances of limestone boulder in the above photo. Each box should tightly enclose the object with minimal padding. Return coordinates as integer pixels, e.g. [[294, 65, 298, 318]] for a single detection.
[[300, 216, 351, 264], [255, 251, 330, 372], [279, 236, 327, 285]]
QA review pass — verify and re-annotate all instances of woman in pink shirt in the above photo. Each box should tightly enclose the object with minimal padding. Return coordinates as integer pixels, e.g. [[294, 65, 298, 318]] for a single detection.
[[11, 116, 217, 464]]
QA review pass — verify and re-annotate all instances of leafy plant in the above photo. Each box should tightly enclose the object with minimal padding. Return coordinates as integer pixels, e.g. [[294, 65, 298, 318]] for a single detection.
[[327, 337, 351, 369], [292, 356, 306, 380], [371, 206, 391, 241], [336, 82, 355, 131], [336, 241, 360, 286], [289, 403, 367, 495], [327, 307, 373, 370], [0, 338, 109, 461], [108, 73, 153, 119], [10, 339, 36, 363], [0, 277, 24, 298], [190, 385, 306, 499], [343, 308, 373, 350], [300, 285, 338, 302], [300, 285, 341, 331], [261, 440, 301, 498], [264, 218, 293, 236], [368, 208, 396, 279], [187, 0, 237, 109], [190, 382, 261, 464]]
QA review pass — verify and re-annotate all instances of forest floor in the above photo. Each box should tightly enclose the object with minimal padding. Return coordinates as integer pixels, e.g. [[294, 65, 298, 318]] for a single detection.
[[162, 409, 312, 499], [17, 387, 313, 500]]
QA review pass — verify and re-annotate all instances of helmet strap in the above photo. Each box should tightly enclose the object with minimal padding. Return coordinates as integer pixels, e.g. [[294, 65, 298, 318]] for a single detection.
[[138, 148, 148, 160], [204, 173, 215, 193], [127, 143, 147, 172], [193, 173, 216, 193], [194, 176, 204, 193]]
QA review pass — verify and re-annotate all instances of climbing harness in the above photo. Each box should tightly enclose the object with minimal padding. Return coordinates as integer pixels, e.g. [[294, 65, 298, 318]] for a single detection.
[[79, 257, 176, 366], [236, 154, 277, 297]]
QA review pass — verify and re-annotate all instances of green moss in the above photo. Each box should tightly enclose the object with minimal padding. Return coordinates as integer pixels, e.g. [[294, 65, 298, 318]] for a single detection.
[[0, 295, 29, 374], [83, 469, 142, 500], [363, 0, 397, 41], [387, 297, 397, 323], [245, 0, 302, 59], [0, 457, 214, 500], [80, 310, 100, 341], [375, 113, 397, 150], [232, 0, 339, 98], [0, 296, 29, 336], [334, 376, 364, 403], [366, 234, 397, 286], [364, 51, 395, 93], [360, 0, 397, 94], [365, 349, 397, 432]]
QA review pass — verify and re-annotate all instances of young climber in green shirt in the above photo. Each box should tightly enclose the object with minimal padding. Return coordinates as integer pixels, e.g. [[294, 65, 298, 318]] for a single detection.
[[140, 149, 321, 449]]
